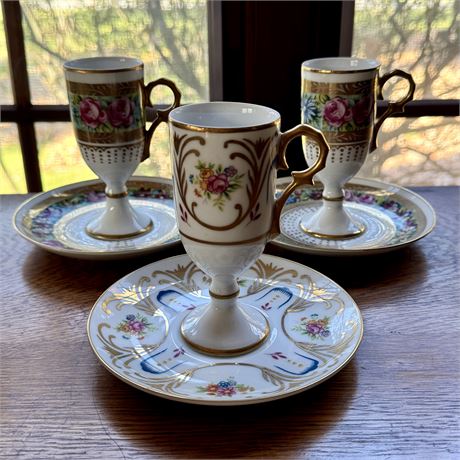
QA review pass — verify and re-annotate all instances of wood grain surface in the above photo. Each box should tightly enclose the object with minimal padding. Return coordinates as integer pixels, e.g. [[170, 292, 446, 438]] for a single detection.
[[1, 187, 459, 459]]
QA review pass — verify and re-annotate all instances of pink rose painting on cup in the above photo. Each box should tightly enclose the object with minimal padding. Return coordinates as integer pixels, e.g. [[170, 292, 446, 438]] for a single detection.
[[188, 161, 244, 211], [302, 91, 374, 132], [69, 92, 142, 132], [323, 97, 353, 128]]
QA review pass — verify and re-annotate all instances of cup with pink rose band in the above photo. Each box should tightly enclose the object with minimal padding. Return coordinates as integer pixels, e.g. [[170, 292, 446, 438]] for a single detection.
[[300, 57, 415, 239], [64, 56, 181, 240]]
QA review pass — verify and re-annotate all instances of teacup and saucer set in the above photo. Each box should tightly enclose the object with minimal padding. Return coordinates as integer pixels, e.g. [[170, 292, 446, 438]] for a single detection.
[[271, 57, 435, 256], [87, 100, 364, 405], [14, 57, 435, 405], [14, 57, 182, 260]]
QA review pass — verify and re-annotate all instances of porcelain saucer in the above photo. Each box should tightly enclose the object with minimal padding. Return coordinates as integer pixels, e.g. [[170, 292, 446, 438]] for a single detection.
[[273, 177, 436, 256], [13, 176, 179, 260], [87, 253, 363, 406]]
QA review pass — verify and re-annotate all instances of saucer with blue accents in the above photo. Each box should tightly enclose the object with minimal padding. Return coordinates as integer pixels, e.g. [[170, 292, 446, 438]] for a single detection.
[[87, 253, 362, 405]]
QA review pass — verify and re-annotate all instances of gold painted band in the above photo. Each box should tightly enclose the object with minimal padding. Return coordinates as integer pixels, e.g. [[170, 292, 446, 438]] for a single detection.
[[300, 222, 366, 240], [170, 118, 280, 133], [180, 322, 270, 357], [302, 64, 380, 74], [67, 80, 141, 96], [322, 195, 344, 202], [209, 289, 240, 300], [106, 191, 128, 199], [64, 64, 143, 74], [86, 219, 153, 240], [179, 230, 268, 246], [76, 130, 144, 144], [304, 135, 371, 145]]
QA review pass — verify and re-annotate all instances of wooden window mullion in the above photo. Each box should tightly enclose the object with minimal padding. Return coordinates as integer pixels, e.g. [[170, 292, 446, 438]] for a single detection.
[[2, 0, 42, 192]]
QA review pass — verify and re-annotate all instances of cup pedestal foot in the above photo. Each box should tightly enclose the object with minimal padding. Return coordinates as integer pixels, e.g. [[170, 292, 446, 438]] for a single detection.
[[300, 198, 365, 239], [180, 296, 269, 357], [86, 196, 153, 240]]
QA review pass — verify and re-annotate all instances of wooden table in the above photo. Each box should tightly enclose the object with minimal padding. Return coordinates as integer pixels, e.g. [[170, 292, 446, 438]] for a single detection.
[[1, 187, 459, 459]]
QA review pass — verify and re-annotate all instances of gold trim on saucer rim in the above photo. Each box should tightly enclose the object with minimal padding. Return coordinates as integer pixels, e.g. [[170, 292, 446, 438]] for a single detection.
[[85, 253, 364, 405], [273, 177, 437, 256], [86, 218, 153, 240]]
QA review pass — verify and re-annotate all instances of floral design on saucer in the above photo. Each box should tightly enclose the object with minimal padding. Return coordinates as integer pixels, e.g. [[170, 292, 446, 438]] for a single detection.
[[30, 185, 172, 247], [273, 177, 436, 255], [87, 254, 363, 405], [292, 314, 330, 339], [14, 177, 180, 259], [116, 313, 156, 340], [283, 187, 418, 240], [197, 378, 255, 397]]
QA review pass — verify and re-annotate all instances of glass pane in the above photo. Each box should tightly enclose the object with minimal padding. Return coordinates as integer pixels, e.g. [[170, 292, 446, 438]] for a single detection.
[[353, 0, 459, 99], [357, 116, 460, 186], [36, 121, 171, 191], [0, 124, 27, 194], [36, 122, 97, 190], [21, 0, 209, 105], [0, 7, 13, 104], [135, 122, 172, 178]]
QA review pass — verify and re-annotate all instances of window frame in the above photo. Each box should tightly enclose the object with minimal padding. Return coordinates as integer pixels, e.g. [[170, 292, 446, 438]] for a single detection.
[[1, 0, 459, 192]]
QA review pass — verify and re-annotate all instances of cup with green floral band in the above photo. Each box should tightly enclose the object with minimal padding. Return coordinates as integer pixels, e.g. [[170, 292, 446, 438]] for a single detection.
[[301, 57, 415, 239], [64, 56, 181, 240]]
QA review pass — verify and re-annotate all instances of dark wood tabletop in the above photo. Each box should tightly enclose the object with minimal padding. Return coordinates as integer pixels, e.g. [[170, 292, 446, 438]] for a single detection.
[[1, 186, 459, 459]]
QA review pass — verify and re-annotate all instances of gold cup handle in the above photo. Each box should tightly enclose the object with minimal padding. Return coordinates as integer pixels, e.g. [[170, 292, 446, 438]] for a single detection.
[[142, 78, 182, 161], [369, 69, 416, 152], [271, 125, 330, 237]]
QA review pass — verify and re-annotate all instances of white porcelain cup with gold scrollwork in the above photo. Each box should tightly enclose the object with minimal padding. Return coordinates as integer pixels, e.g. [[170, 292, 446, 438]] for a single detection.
[[169, 101, 329, 356], [64, 56, 181, 240], [301, 57, 415, 238]]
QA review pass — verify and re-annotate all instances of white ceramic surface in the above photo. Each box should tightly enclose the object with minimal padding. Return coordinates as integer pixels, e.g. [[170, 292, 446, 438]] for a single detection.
[[13, 177, 179, 260], [169, 101, 329, 355], [272, 177, 436, 256], [87, 253, 363, 405]]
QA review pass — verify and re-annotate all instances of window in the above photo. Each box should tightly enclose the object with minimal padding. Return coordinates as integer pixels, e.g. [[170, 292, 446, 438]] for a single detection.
[[1, 0, 209, 193], [353, 0, 459, 185], [1, 0, 459, 193]]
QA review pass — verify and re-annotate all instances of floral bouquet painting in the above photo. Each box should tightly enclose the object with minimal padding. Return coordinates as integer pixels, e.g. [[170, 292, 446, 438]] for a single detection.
[[188, 160, 244, 211]]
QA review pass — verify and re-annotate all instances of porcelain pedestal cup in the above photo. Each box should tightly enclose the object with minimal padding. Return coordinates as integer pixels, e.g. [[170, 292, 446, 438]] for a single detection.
[[169, 101, 329, 356], [301, 57, 415, 239], [64, 56, 181, 239]]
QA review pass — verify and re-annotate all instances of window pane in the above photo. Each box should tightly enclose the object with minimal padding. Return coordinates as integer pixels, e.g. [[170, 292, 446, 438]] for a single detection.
[[36, 121, 171, 191], [134, 122, 172, 178], [0, 124, 27, 194], [21, 0, 209, 105], [36, 122, 97, 190], [0, 7, 13, 104], [357, 116, 460, 186], [353, 0, 459, 99]]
